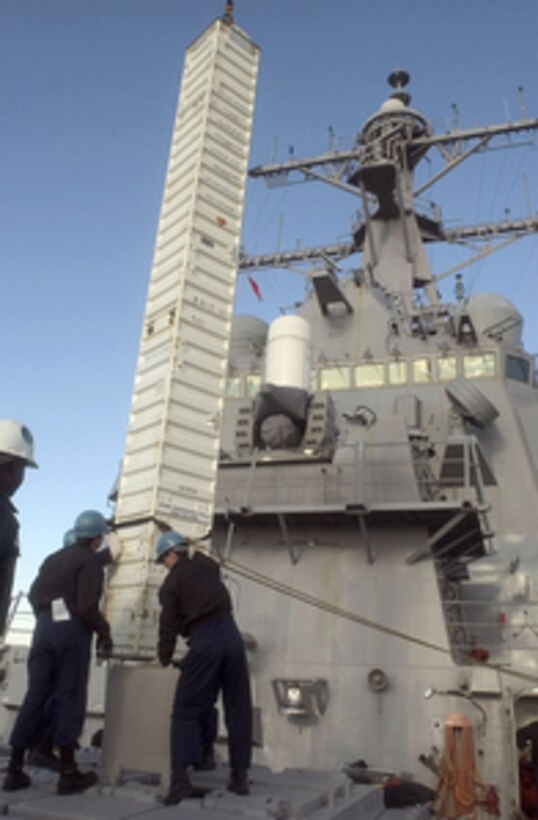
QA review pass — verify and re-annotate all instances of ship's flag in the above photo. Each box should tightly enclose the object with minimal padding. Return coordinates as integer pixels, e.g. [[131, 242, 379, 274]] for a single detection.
[[247, 276, 262, 301]]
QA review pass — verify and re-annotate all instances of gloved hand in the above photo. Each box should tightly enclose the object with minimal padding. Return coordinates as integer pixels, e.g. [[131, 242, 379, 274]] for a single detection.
[[158, 652, 172, 667], [96, 635, 113, 660], [105, 532, 123, 562]]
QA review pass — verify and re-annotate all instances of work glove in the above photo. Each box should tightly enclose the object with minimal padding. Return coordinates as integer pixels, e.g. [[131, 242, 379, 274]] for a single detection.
[[96, 635, 113, 660], [105, 532, 123, 562]]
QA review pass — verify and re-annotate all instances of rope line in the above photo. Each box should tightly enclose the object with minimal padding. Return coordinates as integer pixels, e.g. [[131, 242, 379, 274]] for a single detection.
[[195, 545, 538, 687]]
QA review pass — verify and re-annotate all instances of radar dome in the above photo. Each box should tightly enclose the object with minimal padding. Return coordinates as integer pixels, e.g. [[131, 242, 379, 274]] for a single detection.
[[465, 292, 523, 347], [380, 97, 407, 114]]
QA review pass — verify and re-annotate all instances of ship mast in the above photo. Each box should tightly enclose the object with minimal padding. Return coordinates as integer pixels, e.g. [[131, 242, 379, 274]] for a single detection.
[[242, 72, 538, 307]]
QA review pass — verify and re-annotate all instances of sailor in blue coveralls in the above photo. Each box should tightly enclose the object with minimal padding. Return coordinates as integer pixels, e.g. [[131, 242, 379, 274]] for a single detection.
[[2, 510, 113, 796], [27, 527, 123, 770], [0, 419, 38, 638], [156, 530, 252, 804]]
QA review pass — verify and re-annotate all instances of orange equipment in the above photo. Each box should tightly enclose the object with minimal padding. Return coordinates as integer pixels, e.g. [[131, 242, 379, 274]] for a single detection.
[[435, 712, 485, 818]]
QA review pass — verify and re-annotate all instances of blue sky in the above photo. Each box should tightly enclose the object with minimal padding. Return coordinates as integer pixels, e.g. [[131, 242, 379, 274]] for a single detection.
[[2, 0, 538, 593]]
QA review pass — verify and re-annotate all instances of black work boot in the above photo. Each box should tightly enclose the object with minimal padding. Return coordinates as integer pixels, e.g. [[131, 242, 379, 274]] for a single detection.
[[3, 766, 31, 792], [227, 768, 249, 795], [163, 766, 209, 805], [57, 767, 98, 795]]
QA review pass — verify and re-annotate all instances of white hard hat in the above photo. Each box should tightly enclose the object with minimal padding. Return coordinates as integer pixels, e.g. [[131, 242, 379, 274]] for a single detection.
[[0, 419, 38, 468]]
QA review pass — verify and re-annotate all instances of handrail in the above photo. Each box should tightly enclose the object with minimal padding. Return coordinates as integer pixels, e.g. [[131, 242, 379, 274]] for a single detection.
[[217, 435, 491, 512]]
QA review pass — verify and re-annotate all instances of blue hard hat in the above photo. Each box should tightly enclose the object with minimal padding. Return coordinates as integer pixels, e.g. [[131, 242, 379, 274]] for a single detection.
[[63, 529, 77, 547], [155, 531, 189, 563], [74, 510, 108, 539]]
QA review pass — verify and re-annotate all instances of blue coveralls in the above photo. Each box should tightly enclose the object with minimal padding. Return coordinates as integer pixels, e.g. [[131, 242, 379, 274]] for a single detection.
[[158, 552, 252, 771], [10, 541, 110, 753], [171, 615, 252, 770], [27, 547, 114, 743], [10, 614, 92, 749]]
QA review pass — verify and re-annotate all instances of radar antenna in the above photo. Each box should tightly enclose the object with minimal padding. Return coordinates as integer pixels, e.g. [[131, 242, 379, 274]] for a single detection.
[[388, 69, 411, 105], [222, 0, 234, 25]]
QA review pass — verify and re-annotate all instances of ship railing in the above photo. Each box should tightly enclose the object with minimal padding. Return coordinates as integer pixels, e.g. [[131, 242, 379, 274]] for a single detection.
[[219, 437, 490, 514], [440, 597, 538, 665], [2, 593, 35, 649]]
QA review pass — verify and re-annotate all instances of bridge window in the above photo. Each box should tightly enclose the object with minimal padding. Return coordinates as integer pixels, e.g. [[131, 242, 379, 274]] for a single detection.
[[320, 366, 350, 390], [437, 356, 457, 382], [505, 354, 530, 384], [225, 376, 241, 397], [245, 374, 261, 396], [388, 361, 407, 386], [463, 353, 496, 379], [412, 358, 433, 383], [354, 363, 385, 387]]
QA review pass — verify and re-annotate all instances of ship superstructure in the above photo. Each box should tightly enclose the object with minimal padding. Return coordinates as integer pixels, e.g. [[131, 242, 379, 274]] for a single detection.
[[210, 69, 538, 816]]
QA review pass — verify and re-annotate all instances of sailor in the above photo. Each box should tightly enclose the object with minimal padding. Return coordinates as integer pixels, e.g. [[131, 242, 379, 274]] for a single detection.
[[63, 526, 123, 568], [155, 530, 252, 804], [2, 509, 113, 795], [28, 527, 123, 771], [0, 419, 37, 637]]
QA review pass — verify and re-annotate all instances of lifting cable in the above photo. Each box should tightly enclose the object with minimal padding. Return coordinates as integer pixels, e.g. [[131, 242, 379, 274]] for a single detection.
[[193, 545, 538, 688]]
